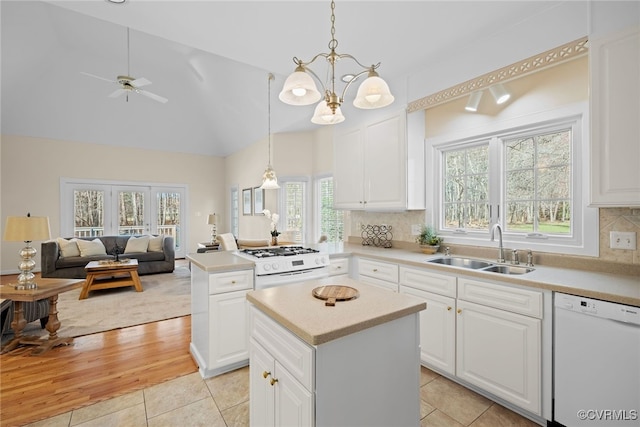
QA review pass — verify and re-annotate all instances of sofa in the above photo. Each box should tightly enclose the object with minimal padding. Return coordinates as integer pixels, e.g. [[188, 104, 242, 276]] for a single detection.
[[41, 235, 175, 279]]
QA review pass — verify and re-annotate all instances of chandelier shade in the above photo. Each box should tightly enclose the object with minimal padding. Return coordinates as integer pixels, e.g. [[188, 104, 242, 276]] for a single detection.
[[280, 0, 393, 124], [311, 101, 345, 125]]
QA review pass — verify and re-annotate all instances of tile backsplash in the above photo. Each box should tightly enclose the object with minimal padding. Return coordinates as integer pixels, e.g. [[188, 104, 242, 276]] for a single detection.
[[348, 208, 640, 266]]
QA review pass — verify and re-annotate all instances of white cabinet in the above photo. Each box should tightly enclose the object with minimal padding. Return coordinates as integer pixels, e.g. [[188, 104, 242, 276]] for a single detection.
[[333, 110, 425, 211], [357, 257, 399, 291], [456, 278, 542, 415], [190, 266, 253, 379], [250, 304, 421, 427], [399, 266, 456, 375], [328, 256, 349, 278], [590, 25, 640, 206]]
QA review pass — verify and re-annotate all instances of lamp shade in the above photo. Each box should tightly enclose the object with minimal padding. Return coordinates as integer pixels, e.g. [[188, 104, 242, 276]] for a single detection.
[[260, 165, 280, 190], [279, 69, 322, 106], [353, 75, 394, 109], [207, 214, 217, 225], [311, 101, 345, 125], [489, 83, 511, 105], [3, 216, 51, 242]]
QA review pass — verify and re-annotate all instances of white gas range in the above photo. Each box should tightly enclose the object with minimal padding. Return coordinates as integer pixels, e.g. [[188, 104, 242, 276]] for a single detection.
[[236, 246, 329, 289]]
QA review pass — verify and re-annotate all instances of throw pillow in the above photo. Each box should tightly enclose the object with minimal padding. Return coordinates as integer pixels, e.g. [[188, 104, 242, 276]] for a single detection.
[[57, 238, 80, 258], [76, 239, 107, 257], [124, 235, 150, 254], [148, 235, 164, 252]]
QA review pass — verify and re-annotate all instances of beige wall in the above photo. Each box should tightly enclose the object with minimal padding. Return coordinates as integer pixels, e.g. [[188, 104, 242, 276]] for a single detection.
[[1, 134, 225, 274]]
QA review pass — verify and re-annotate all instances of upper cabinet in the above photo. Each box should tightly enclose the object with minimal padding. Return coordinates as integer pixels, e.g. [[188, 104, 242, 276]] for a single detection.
[[590, 26, 640, 207], [333, 110, 425, 211]]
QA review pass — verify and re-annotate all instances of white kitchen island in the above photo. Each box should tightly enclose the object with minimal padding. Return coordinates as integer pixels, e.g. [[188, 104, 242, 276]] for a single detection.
[[247, 277, 426, 427]]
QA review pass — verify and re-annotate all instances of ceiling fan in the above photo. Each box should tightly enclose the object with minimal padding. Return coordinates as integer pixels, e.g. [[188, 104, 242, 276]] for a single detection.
[[81, 27, 168, 104]]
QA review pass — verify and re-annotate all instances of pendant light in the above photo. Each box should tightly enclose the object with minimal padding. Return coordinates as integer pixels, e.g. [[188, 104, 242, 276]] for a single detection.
[[280, 0, 394, 124], [260, 73, 280, 190]]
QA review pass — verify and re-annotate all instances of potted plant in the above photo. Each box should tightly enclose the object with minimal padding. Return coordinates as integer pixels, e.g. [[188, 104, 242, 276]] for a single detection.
[[416, 225, 442, 254]]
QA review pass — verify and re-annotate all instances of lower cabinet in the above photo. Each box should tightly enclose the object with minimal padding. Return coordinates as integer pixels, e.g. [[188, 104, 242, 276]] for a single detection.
[[357, 257, 399, 291], [328, 256, 350, 278], [208, 290, 251, 371], [399, 265, 544, 417]]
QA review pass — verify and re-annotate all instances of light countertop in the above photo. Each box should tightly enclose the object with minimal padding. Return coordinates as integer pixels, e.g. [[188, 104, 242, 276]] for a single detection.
[[186, 244, 639, 307], [247, 277, 426, 346]]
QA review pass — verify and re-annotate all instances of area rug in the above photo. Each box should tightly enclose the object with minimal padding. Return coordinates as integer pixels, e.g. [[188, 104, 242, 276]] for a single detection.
[[1, 262, 191, 345]]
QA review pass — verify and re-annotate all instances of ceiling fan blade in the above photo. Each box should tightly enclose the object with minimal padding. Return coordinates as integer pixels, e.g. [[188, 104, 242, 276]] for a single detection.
[[138, 89, 168, 104], [108, 88, 127, 98], [81, 72, 116, 84], [131, 77, 151, 87]]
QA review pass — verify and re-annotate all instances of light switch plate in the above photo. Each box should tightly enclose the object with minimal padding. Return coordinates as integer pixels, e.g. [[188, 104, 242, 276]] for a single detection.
[[609, 231, 637, 250]]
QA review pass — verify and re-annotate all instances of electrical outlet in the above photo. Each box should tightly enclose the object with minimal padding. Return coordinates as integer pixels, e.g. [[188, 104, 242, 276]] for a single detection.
[[411, 224, 422, 235], [610, 231, 637, 250]]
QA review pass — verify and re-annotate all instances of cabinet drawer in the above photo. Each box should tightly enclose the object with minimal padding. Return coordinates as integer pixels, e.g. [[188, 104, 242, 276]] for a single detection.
[[329, 257, 350, 276], [399, 266, 456, 297], [358, 258, 398, 283], [250, 307, 314, 391], [209, 269, 253, 294], [458, 278, 542, 319]]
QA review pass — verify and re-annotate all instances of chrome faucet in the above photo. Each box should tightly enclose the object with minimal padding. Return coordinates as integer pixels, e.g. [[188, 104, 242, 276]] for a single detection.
[[490, 223, 505, 263]]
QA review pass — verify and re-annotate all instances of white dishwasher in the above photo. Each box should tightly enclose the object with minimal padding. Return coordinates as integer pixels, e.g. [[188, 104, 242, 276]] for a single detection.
[[554, 293, 640, 426]]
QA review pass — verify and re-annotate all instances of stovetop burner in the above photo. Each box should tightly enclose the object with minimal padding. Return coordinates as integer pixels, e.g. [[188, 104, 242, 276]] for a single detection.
[[242, 246, 319, 258]]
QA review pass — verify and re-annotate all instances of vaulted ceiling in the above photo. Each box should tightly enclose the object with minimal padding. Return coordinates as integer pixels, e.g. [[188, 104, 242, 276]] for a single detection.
[[2, 1, 566, 157]]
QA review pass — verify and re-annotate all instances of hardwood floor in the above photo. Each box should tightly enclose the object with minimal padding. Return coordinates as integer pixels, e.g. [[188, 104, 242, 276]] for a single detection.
[[0, 315, 197, 426]]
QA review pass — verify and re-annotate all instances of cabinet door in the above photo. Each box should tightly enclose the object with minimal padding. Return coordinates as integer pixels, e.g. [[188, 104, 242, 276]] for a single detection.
[[364, 113, 407, 210], [401, 286, 456, 375], [333, 127, 364, 209], [209, 290, 249, 369], [274, 361, 314, 427], [590, 26, 640, 206], [456, 299, 541, 415], [250, 340, 275, 427]]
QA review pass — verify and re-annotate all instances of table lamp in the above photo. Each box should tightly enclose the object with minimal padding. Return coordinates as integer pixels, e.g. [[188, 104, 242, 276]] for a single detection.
[[207, 213, 217, 244], [3, 213, 51, 289]]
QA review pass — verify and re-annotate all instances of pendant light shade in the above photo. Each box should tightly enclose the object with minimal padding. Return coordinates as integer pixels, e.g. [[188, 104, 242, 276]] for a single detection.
[[279, 66, 322, 106], [353, 73, 395, 109], [311, 101, 345, 125], [261, 73, 280, 190]]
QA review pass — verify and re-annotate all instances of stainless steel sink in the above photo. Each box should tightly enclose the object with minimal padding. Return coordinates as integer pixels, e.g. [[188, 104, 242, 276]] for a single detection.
[[427, 257, 494, 270], [481, 265, 535, 275]]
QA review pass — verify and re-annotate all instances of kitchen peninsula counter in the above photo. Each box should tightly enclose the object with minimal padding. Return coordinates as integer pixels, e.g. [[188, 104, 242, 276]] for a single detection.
[[187, 250, 254, 272], [247, 277, 425, 346]]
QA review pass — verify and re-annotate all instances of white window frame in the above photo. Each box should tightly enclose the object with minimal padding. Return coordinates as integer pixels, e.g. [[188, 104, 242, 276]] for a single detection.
[[230, 185, 239, 238], [314, 173, 344, 243], [277, 176, 310, 244], [427, 103, 598, 257]]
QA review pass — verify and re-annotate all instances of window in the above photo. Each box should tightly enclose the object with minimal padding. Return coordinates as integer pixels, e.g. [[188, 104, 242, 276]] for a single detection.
[[317, 176, 344, 243], [230, 186, 239, 237], [279, 179, 307, 243], [432, 106, 596, 256]]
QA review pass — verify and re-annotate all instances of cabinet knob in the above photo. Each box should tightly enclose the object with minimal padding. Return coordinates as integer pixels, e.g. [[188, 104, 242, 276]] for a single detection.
[[457, 308, 462, 314], [447, 306, 452, 311], [270, 377, 278, 386], [231, 280, 237, 284], [262, 371, 270, 379], [373, 269, 378, 272]]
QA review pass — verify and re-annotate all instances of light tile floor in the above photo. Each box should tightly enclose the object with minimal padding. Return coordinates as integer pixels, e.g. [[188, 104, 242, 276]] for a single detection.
[[26, 366, 539, 427]]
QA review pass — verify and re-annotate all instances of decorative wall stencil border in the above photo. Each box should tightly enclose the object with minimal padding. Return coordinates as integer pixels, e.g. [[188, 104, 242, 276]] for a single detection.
[[407, 36, 589, 112]]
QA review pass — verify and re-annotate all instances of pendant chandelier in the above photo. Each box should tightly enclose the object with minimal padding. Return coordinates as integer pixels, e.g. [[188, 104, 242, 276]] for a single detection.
[[279, 0, 394, 125], [260, 73, 280, 190]]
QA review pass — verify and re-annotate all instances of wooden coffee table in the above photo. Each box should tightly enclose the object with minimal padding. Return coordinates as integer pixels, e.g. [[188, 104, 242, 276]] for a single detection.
[[0, 278, 83, 355], [80, 259, 143, 300]]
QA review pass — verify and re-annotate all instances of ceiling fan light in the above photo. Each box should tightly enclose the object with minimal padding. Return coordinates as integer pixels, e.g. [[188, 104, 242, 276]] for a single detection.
[[311, 101, 345, 125], [279, 69, 321, 106], [353, 75, 394, 109], [489, 83, 511, 105]]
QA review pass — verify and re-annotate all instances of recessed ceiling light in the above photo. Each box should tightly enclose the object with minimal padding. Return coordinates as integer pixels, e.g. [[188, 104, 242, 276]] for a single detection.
[[106, 0, 126, 4]]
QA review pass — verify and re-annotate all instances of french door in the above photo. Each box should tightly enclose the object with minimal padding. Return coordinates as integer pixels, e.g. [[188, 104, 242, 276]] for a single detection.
[[61, 179, 186, 258]]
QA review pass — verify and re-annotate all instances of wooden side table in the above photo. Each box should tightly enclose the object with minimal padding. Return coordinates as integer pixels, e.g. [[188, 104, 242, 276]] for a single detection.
[[81, 259, 142, 300], [0, 278, 83, 355]]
